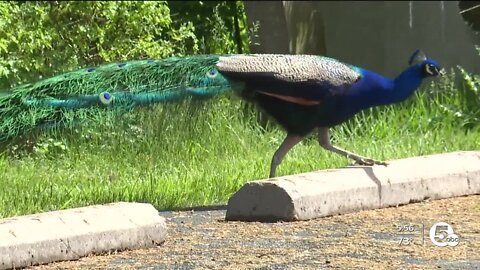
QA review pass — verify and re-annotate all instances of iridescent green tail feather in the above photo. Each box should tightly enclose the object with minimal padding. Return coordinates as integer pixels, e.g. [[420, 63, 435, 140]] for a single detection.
[[0, 55, 237, 141]]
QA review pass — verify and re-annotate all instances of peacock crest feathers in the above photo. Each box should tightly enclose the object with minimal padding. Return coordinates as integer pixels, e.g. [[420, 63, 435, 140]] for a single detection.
[[408, 48, 427, 66]]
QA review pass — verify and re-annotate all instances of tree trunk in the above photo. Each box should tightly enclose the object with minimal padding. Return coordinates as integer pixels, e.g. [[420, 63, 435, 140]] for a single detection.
[[244, 1, 290, 54], [244, 1, 291, 128], [283, 1, 327, 55]]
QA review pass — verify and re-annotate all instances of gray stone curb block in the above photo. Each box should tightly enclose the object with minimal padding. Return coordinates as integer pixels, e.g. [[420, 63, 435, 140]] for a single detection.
[[226, 151, 480, 222], [0, 202, 166, 270]]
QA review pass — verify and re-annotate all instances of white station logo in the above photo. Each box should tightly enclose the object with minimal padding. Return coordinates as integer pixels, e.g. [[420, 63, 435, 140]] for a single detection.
[[429, 222, 460, 247]]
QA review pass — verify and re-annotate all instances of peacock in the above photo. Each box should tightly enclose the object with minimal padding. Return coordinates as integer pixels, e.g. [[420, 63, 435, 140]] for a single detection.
[[0, 49, 443, 177]]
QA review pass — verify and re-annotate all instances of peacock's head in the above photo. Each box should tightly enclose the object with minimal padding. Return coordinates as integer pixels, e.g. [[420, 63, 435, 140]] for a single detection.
[[408, 49, 445, 78]]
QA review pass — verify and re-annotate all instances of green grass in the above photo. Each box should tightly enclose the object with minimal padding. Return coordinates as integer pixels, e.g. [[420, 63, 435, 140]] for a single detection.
[[0, 73, 479, 218]]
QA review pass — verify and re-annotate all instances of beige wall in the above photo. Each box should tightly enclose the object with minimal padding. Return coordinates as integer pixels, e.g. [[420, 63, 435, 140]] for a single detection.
[[245, 1, 479, 77]]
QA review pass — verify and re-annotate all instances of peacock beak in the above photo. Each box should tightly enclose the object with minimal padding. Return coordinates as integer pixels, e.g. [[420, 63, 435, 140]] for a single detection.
[[439, 68, 446, 77]]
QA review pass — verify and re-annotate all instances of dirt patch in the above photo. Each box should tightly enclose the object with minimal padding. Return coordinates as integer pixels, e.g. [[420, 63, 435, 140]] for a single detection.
[[30, 195, 479, 270]]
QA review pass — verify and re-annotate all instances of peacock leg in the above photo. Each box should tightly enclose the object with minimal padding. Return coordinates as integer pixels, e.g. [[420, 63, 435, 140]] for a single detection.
[[317, 127, 388, 166], [270, 134, 304, 178]]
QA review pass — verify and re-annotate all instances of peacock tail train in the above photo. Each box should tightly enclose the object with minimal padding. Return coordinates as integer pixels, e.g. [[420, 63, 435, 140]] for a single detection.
[[0, 55, 241, 141]]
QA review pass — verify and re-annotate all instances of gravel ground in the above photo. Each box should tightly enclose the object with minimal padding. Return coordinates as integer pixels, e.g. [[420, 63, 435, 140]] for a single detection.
[[31, 195, 479, 270]]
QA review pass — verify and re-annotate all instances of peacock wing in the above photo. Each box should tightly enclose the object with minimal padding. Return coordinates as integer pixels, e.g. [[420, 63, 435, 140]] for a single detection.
[[216, 54, 361, 106]]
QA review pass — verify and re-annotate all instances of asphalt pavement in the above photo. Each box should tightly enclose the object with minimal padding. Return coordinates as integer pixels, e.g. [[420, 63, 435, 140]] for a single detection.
[[31, 195, 480, 270]]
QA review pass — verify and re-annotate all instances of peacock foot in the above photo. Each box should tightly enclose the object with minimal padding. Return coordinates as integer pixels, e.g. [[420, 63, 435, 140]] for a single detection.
[[350, 156, 389, 167]]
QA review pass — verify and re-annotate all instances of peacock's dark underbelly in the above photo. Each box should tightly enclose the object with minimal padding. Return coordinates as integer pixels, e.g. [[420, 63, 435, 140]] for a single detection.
[[252, 94, 355, 136]]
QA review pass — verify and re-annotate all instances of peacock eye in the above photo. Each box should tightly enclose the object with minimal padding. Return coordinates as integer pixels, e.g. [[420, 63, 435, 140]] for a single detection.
[[425, 64, 436, 75], [206, 69, 218, 78], [99, 91, 113, 105]]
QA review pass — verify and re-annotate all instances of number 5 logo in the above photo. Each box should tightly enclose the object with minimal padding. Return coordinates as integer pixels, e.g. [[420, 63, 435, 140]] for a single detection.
[[429, 222, 460, 247]]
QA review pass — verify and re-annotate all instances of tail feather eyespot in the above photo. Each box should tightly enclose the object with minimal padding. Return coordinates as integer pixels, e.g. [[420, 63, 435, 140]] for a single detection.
[[99, 91, 113, 105], [206, 69, 218, 78]]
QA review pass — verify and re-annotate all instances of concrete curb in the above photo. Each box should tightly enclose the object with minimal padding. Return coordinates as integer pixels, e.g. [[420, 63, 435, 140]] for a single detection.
[[0, 202, 166, 270], [226, 151, 480, 222]]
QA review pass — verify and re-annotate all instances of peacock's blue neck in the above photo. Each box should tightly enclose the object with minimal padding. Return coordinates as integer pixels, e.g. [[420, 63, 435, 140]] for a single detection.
[[346, 65, 423, 113], [390, 66, 423, 103]]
